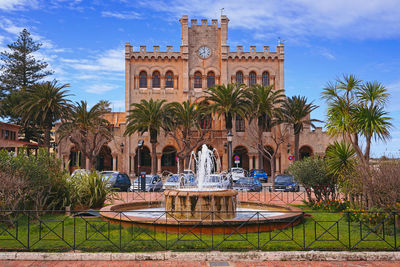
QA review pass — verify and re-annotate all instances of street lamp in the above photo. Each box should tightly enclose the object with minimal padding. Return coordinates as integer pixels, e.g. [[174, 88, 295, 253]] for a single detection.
[[137, 140, 144, 177], [227, 130, 233, 172]]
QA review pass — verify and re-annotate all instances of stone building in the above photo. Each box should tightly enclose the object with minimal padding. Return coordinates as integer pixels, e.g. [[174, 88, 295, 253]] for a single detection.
[[0, 121, 39, 153], [57, 15, 335, 177]]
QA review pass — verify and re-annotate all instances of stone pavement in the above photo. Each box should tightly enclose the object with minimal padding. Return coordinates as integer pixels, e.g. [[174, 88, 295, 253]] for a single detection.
[[1, 260, 400, 266]]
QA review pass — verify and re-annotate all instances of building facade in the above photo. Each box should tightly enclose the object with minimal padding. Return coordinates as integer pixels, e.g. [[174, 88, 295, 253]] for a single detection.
[[58, 15, 334, 177]]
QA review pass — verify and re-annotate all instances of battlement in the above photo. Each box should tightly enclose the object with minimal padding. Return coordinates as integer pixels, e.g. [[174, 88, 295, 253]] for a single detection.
[[227, 44, 284, 60], [125, 42, 182, 60]]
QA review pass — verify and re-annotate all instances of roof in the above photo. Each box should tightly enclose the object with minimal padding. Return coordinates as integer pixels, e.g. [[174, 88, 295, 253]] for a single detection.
[[103, 112, 126, 127]]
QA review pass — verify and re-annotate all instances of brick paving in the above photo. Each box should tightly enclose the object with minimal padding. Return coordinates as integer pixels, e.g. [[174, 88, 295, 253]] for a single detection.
[[1, 261, 399, 267]]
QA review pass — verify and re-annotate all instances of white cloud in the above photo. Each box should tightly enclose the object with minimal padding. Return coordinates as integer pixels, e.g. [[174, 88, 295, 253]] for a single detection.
[[0, 0, 39, 11], [70, 48, 124, 72], [86, 84, 118, 94], [101, 11, 141, 20], [110, 99, 125, 111], [142, 0, 400, 41]]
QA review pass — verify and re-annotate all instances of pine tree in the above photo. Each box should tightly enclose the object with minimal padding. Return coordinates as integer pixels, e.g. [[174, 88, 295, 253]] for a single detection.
[[0, 29, 53, 142], [0, 29, 53, 94]]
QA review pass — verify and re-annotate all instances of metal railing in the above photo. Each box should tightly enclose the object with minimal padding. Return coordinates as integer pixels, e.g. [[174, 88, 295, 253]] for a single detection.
[[0, 209, 399, 252]]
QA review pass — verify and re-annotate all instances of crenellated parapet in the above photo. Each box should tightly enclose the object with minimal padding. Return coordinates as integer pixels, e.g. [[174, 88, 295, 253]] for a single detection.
[[125, 42, 183, 60], [227, 43, 284, 60]]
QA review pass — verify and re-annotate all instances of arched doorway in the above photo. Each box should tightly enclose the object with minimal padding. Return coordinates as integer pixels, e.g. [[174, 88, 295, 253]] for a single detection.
[[69, 146, 85, 173], [161, 146, 177, 174], [134, 146, 151, 175], [96, 145, 112, 171], [262, 146, 274, 176], [233, 146, 249, 171], [196, 144, 218, 173], [300, 145, 313, 160]]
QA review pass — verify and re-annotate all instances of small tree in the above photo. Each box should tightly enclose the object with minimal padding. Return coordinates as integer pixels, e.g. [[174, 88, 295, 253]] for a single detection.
[[289, 157, 337, 204]]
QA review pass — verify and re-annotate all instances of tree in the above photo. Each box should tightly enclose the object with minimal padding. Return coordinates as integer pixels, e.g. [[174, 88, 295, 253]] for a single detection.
[[246, 84, 285, 181], [322, 75, 392, 165], [163, 100, 211, 170], [124, 99, 166, 174], [0, 29, 53, 142], [281, 95, 319, 161], [0, 29, 53, 94], [57, 101, 112, 169], [205, 83, 249, 131], [17, 80, 73, 148]]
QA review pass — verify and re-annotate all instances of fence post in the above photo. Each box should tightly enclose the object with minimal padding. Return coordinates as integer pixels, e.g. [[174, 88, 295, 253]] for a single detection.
[[347, 212, 351, 250], [27, 213, 30, 250]]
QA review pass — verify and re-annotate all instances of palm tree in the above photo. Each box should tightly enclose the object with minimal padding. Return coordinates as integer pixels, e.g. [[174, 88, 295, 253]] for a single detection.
[[205, 83, 249, 131], [246, 84, 285, 174], [281, 95, 319, 161], [124, 99, 166, 174], [18, 80, 73, 148], [57, 100, 112, 169], [322, 75, 391, 164], [163, 100, 209, 170]]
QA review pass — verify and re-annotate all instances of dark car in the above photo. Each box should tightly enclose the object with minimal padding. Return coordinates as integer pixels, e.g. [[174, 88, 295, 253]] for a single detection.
[[249, 169, 268, 182], [131, 175, 163, 192], [232, 177, 262, 192], [101, 171, 131, 192], [273, 175, 299, 192]]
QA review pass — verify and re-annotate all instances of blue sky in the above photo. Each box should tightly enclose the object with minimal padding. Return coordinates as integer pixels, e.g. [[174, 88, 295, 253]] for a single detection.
[[1, 0, 400, 157]]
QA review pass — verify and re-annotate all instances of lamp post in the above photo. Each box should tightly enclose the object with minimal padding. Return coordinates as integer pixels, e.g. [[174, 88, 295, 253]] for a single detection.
[[137, 140, 144, 177], [227, 130, 233, 172]]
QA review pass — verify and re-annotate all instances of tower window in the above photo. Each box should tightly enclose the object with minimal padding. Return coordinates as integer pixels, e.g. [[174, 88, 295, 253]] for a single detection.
[[207, 71, 215, 88], [236, 71, 243, 85], [262, 71, 270, 86], [165, 71, 174, 88], [139, 71, 147, 88], [249, 71, 257, 86], [152, 71, 160, 88], [235, 115, 245, 132], [194, 72, 202, 88]]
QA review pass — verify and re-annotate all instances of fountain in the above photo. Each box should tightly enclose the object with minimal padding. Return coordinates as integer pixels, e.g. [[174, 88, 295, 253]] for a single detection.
[[100, 144, 302, 233]]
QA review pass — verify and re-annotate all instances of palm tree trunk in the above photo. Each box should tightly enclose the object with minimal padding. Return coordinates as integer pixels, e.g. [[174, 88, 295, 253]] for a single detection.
[[294, 132, 300, 161], [151, 142, 157, 174], [44, 125, 51, 150]]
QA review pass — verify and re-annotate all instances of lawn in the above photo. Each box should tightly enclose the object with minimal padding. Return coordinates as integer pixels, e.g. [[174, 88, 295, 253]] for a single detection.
[[0, 207, 398, 252]]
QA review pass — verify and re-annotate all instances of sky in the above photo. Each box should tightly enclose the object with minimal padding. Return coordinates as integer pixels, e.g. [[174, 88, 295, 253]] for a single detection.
[[0, 0, 400, 157]]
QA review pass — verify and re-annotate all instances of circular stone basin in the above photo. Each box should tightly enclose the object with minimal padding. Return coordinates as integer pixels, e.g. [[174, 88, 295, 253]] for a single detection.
[[100, 200, 303, 234]]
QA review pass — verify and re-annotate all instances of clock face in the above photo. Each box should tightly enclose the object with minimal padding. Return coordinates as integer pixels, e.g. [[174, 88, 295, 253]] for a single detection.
[[198, 46, 211, 59]]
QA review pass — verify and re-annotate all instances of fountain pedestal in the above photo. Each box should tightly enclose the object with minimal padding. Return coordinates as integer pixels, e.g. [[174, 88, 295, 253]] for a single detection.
[[164, 189, 238, 220]]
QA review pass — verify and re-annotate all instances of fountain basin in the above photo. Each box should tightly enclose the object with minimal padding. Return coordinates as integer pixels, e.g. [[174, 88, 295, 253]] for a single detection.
[[100, 201, 303, 234], [164, 189, 237, 220]]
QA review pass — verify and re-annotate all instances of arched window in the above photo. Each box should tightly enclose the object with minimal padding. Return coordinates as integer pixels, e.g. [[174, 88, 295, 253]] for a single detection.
[[152, 71, 160, 88], [235, 115, 245, 132], [249, 71, 257, 86], [236, 71, 243, 85], [194, 71, 202, 88], [207, 71, 215, 88], [262, 71, 269, 86], [165, 71, 174, 88], [139, 71, 147, 88]]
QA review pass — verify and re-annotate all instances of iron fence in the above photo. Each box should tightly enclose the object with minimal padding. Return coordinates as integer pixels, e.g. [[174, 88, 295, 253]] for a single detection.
[[0, 209, 399, 252]]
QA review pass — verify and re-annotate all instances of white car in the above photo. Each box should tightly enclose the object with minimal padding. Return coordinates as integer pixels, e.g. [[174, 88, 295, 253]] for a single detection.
[[231, 167, 245, 182]]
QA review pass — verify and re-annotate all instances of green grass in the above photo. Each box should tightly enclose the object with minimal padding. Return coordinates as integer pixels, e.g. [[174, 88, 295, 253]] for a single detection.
[[0, 209, 398, 252]]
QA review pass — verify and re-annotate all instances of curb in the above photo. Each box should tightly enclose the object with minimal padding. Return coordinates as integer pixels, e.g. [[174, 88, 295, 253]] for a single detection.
[[0, 251, 400, 261]]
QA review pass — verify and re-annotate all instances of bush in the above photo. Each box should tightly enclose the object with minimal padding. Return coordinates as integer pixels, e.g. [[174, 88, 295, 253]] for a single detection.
[[289, 157, 337, 204], [0, 148, 70, 212], [68, 171, 114, 209]]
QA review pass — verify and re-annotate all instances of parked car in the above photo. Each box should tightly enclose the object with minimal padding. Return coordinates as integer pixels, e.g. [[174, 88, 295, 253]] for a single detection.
[[273, 175, 300, 192], [162, 174, 180, 190], [101, 171, 131, 192], [202, 174, 224, 188], [130, 175, 163, 192], [249, 169, 268, 182], [71, 169, 91, 177], [231, 167, 246, 182], [232, 177, 262, 192]]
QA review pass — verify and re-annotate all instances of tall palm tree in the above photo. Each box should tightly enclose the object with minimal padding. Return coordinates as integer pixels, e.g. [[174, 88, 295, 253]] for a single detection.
[[18, 80, 73, 148], [322, 75, 391, 164], [205, 83, 249, 131], [57, 100, 112, 169], [163, 100, 209, 169], [281, 95, 319, 161], [246, 84, 285, 171], [124, 99, 166, 174]]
